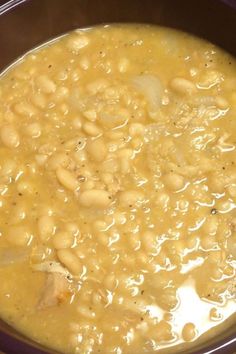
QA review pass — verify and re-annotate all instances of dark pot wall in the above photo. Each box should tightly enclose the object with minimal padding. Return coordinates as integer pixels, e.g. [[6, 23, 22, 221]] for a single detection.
[[0, 0, 236, 72]]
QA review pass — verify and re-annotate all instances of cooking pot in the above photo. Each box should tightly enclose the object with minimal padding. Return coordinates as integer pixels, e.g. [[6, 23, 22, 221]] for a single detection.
[[0, 0, 235, 353]]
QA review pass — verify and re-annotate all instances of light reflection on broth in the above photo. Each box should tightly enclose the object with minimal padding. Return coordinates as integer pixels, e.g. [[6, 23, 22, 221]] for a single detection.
[[0, 24, 235, 354]]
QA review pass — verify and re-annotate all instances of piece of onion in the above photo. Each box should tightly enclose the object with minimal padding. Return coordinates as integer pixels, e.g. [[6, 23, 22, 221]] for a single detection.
[[132, 74, 163, 112]]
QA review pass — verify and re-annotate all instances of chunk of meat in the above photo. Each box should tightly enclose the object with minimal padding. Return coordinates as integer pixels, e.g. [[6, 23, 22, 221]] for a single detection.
[[38, 273, 70, 310]]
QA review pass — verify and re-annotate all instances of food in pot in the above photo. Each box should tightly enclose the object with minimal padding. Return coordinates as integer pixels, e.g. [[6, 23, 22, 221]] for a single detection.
[[0, 25, 235, 353]]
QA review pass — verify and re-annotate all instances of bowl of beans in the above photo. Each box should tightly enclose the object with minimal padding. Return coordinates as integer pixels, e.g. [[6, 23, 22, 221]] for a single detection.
[[0, 0, 235, 353]]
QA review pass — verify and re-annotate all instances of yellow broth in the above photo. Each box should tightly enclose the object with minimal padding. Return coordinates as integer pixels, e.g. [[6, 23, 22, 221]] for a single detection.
[[0, 25, 235, 353]]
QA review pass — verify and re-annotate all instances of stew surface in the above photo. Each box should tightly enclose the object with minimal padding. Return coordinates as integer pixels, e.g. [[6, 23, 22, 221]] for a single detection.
[[0, 25, 235, 354]]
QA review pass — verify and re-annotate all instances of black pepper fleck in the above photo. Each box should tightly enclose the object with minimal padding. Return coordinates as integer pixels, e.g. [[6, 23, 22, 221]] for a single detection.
[[211, 208, 218, 215], [78, 175, 85, 182]]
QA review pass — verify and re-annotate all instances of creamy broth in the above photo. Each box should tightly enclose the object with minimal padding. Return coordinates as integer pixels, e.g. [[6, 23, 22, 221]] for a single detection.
[[0, 25, 235, 354]]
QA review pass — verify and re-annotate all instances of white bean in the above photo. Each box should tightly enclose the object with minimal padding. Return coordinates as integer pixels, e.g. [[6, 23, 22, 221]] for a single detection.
[[103, 273, 117, 291], [66, 35, 90, 53], [56, 168, 79, 191], [11, 202, 27, 223], [203, 217, 218, 235], [83, 109, 97, 122], [31, 92, 47, 109], [215, 96, 229, 110], [38, 215, 55, 242], [65, 223, 79, 236], [35, 154, 48, 166], [14, 101, 37, 116], [118, 149, 134, 174], [228, 185, 236, 198], [128, 233, 141, 251], [47, 153, 71, 170], [25, 122, 41, 138], [0, 125, 20, 148], [86, 79, 109, 94], [36, 75, 56, 94], [79, 57, 90, 70], [53, 231, 74, 249], [113, 212, 126, 225], [64, 137, 86, 151], [17, 180, 34, 194], [164, 173, 185, 191], [170, 77, 197, 95], [101, 158, 119, 173], [57, 249, 82, 275], [79, 189, 112, 208], [118, 58, 129, 73], [53, 87, 69, 101], [1, 159, 16, 176], [155, 192, 170, 208], [142, 231, 157, 253], [129, 123, 145, 137], [72, 117, 83, 129], [83, 122, 102, 137], [87, 138, 107, 162], [182, 323, 196, 342]]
